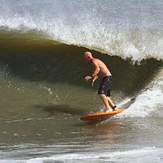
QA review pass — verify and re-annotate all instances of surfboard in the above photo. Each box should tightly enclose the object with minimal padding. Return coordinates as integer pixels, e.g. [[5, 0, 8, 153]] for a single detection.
[[80, 108, 124, 123]]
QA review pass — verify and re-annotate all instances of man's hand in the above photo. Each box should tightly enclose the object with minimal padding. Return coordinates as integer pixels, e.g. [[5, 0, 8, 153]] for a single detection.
[[84, 75, 92, 81], [91, 75, 98, 87]]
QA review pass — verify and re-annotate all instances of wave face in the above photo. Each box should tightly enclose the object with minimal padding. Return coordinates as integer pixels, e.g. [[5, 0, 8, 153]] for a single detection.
[[1, 0, 163, 61], [0, 30, 161, 92], [0, 30, 162, 118]]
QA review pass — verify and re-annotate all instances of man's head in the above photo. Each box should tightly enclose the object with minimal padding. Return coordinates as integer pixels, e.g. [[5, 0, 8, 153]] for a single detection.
[[84, 51, 93, 62]]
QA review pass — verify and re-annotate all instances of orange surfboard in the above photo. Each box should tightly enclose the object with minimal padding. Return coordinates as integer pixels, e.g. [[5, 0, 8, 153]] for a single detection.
[[80, 108, 124, 122]]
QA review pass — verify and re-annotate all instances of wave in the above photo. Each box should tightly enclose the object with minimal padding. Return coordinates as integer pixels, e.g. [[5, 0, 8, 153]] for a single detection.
[[0, 29, 162, 93], [1, 0, 163, 61], [1, 23, 163, 62], [0, 29, 162, 119], [1, 0, 163, 119]]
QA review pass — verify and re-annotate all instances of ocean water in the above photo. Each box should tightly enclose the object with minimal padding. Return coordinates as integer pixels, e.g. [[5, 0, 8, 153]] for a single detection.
[[0, 0, 163, 162]]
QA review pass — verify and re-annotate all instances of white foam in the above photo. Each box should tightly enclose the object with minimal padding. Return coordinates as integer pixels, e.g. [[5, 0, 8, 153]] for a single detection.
[[0, 144, 162, 163], [20, 147, 162, 163], [121, 69, 163, 118], [123, 89, 163, 117]]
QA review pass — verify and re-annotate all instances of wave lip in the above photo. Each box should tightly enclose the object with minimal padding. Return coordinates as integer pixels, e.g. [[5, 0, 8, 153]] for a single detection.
[[1, 21, 163, 62]]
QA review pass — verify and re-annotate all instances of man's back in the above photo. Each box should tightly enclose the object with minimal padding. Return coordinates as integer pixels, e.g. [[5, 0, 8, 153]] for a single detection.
[[92, 58, 112, 77]]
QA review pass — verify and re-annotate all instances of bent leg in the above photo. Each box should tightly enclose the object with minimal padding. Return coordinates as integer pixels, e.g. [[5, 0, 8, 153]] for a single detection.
[[99, 94, 113, 111]]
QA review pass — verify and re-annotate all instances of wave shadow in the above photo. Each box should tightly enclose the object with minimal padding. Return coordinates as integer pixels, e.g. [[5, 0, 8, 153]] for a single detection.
[[34, 104, 85, 115]]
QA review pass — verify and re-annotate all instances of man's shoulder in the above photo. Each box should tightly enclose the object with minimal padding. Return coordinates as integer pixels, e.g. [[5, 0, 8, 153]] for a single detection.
[[92, 58, 101, 62], [91, 58, 99, 65]]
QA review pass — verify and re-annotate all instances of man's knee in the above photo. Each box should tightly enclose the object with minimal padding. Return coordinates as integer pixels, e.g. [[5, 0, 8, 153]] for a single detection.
[[99, 94, 107, 99]]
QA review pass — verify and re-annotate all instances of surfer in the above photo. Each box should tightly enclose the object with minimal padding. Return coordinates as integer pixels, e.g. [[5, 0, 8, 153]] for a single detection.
[[84, 51, 116, 112]]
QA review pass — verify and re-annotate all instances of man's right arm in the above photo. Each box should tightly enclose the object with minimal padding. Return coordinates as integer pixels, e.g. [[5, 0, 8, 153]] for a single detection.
[[91, 60, 100, 78]]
